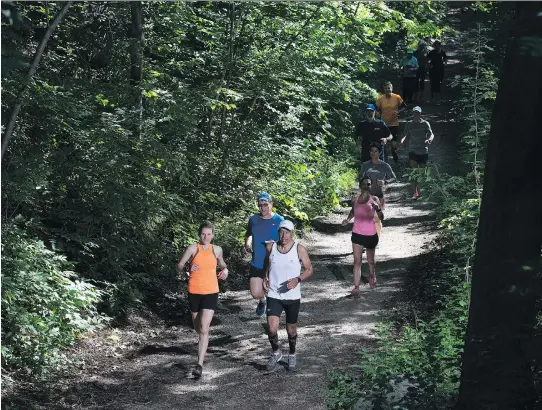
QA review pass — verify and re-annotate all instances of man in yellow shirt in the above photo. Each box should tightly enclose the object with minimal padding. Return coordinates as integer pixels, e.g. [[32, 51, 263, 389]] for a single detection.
[[376, 81, 407, 164]]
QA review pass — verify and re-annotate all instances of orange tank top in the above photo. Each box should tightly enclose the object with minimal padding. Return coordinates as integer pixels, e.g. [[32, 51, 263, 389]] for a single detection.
[[188, 243, 219, 295]]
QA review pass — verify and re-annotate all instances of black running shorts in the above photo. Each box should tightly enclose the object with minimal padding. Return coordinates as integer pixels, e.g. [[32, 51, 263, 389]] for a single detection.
[[351, 232, 379, 249], [266, 297, 301, 324], [409, 152, 429, 164], [248, 265, 266, 279], [188, 293, 218, 313], [389, 126, 399, 141]]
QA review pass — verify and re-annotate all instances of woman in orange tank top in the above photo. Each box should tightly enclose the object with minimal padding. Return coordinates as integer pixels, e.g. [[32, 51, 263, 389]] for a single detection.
[[177, 221, 228, 379]]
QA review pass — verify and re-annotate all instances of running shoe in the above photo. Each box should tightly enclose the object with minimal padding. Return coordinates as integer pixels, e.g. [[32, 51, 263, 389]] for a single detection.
[[287, 354, 297, 372], [266, 350, 283, 372], [192, 364, 203, 379], [256, 298, 267, 316]]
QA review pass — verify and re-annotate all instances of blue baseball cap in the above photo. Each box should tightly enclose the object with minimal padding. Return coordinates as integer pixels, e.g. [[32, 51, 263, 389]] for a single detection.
[[365, 103, 376, 111], [257, 192, 272, 202]]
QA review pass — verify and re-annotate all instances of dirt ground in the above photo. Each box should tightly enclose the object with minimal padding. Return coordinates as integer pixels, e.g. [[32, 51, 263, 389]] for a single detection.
[[6, 28, 466, 410]]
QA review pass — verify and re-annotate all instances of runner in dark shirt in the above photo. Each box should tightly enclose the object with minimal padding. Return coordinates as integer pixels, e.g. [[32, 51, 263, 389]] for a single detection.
[[427, 40, 448, 102], [354, 104, 392, 162]]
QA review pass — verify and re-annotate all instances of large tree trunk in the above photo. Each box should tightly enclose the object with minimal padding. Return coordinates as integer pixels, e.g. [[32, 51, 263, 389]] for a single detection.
[[455, 3, 542, 409], [129, 1, 144, 139], [1, 1, 72, 160]]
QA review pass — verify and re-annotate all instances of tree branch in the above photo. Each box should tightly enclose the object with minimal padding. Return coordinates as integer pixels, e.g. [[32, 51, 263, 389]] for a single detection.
[[1, 1, 73, 160]]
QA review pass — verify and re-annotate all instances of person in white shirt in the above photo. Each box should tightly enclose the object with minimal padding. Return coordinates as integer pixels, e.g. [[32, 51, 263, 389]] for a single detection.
[[262, 219, 313, 372]]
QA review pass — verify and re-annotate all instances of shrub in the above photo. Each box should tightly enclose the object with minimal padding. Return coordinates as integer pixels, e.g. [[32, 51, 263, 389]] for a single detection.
[[1, 222, 110, 377]]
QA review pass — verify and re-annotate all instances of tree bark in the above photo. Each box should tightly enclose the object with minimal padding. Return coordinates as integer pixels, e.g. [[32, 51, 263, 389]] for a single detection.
[[1, 1, 73, 160], [455, 3, 542, 409], [129, 1, 144, 139]]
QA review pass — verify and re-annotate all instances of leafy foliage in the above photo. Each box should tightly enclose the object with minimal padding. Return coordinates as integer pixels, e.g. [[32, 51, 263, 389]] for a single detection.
[[1, 221, 109, 378]]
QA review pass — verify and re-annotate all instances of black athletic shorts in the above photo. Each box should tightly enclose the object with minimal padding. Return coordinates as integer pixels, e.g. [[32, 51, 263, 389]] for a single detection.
[[351, 232, 379, 249], [389, 126, 399, 141], [188, 293, 218, 313], [266, 297, 301, 323], [248, 265, 265, 279], [409, 152, 429, 164]]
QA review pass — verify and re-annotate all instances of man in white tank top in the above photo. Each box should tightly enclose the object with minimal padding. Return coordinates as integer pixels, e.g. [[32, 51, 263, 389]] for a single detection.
[[262, 219, 313, 372]]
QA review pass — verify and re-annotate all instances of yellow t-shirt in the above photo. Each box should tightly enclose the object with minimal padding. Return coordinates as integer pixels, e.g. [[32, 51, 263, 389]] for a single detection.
[[376, 94, 403, 127]]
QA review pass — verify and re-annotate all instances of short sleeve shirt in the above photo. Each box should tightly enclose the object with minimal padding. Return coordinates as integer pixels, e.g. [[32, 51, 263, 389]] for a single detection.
[[376, 93, 404, 127], [401, 56, 419, 78], [355, 119, 391, 162], [246, 213, 284, 269]]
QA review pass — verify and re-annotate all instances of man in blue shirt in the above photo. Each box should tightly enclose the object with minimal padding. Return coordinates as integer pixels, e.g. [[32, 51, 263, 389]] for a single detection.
[[355, 104, 393, 162], [244, 192, 284, 316]]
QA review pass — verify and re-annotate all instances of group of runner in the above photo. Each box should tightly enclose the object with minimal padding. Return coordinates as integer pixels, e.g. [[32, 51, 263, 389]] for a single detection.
[[176, 40, 443, 379]]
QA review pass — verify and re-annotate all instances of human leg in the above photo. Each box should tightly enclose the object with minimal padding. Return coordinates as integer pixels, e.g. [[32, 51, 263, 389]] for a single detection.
[[351, 242, 364, 297], [249, 268, 267, 316], [366, 249, 377, 288], [284, 300, 300, 371], [265, 298, 283, 371], [389, 126, 399, 163]]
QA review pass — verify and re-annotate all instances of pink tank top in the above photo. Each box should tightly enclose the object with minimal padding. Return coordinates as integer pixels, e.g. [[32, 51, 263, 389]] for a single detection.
[[353, 196, 377, 236]]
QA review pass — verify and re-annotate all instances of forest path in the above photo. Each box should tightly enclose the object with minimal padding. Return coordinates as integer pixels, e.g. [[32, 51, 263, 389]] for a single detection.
[[38, 37, 464, 410]]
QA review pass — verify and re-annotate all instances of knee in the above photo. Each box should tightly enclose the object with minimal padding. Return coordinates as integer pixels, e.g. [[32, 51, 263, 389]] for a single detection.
[[268, 323, 279, 335], [366, 254, 376, 265], [199, 323, 210, 336], [250, 289, 263, 299], [286, 325, 297, 337]]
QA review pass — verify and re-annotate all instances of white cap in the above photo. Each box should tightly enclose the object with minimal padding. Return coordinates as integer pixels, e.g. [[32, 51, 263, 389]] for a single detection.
[[412, 106, 422, 113], [278, 220, 295, 231]]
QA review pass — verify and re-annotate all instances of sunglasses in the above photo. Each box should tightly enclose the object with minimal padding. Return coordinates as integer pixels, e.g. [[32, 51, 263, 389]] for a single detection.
[[258, 203, 271, 208]]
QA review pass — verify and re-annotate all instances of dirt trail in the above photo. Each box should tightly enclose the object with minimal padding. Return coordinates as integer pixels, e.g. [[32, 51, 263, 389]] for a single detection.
[[21, 38, 464, 410]]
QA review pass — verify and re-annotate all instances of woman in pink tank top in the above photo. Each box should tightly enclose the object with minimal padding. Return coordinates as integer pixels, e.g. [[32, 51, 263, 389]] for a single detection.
[[342, 176, 384, 296]]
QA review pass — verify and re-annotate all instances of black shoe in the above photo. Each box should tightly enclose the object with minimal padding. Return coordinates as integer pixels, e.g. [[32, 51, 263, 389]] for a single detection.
[[192, 364, 203, 379]]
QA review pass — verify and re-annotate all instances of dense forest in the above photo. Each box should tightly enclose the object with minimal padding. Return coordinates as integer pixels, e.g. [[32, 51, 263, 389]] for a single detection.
[[2, 1, 541, 409]]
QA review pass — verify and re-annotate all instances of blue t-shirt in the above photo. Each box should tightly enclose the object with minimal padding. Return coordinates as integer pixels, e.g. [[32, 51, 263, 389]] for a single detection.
[[247, 213, 284, 269]]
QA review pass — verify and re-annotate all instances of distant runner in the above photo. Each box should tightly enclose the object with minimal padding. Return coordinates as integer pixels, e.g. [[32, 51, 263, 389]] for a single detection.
[[376, 81, 407, 163], [263, 220, 313, 372], [354, 103, 392, 163], [244, 192, 284, 316], [401, 106, 434, 199], [413, 40, 428, 103], [401, 48, 419, 104], [342, 176, 384, 294], [177, 221, 229, 379], [360, 142, 397, 237], [427, 40, 448, 103]]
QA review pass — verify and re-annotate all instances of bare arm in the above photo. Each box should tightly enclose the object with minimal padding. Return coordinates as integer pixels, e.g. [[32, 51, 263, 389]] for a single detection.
[[176, 244, 197, 276], [401, 123, 409, 145], [297, 244, 313, 282], [385, 163, 397, 184], [262, 242, 274, 291], [425, 122, 435, 144], [214, 245, 229, 280], [244, 219, 253, 253], [342, 196, 357, 225], [286, 244, 313, 290], [371, 197, 385, 220]]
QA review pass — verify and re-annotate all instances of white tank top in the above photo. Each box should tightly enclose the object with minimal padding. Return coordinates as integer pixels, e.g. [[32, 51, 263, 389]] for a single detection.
[[267, 240, 302, 300]]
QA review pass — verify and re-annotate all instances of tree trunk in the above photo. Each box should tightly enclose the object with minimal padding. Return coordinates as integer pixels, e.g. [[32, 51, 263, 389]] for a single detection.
[[455, 3, 542, 409], [1, 1, 73, 160], [129, 1, 144, 139]]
